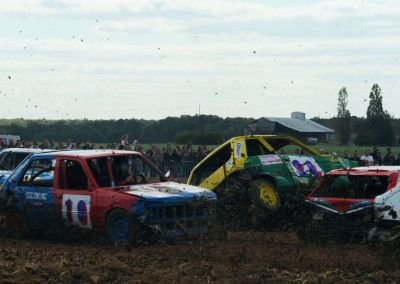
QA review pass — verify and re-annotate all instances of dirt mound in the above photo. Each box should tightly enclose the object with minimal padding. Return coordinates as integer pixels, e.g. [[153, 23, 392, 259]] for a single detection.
[[0, 230, 399, 283]]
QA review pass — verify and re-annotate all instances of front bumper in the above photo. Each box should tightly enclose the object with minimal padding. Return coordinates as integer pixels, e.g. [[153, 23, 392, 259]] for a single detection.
[[140, 199, 217, 238]]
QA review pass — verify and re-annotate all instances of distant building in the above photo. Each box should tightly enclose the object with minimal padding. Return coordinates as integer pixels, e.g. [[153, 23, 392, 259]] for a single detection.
[[249, 112, 335, 144]]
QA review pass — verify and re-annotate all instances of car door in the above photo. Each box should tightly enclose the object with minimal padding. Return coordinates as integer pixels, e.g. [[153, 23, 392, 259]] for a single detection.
[[264, 137, 325, 190], [188, 142, 233, 189], [16, 157, 56, 225], [53, 158, 94, 229]]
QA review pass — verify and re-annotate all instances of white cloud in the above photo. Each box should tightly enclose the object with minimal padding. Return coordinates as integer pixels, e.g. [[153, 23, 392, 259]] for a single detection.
[[0, 0, 56, 14], [100, 18, 189, 33], [2, 0, 400, 22]]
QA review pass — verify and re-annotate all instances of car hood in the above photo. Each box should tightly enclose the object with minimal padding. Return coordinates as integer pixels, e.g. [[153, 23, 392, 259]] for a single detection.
[[307, 197, 373, 214], [123, 182, 217, 203]]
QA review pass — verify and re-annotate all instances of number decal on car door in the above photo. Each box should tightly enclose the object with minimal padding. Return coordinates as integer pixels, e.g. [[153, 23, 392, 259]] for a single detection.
[[62, 194, 92, 228]]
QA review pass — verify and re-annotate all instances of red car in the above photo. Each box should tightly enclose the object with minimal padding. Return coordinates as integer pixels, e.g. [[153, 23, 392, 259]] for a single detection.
[[298, 166, 400, 244], [0, 150, 217, 244]]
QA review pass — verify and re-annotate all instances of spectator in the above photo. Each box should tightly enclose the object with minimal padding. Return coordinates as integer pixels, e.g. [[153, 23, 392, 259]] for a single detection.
[[371, 147, 378, 160], [349, 150, 360, 166], [395, 153, 400, 166], [135, 144, 144, 155], [360, 149, 374, 166], [383, 148, 395, 165], [374, 149, 383, 166], [121, 135, 129, 148], [146, 145, 155, 161], [152, 146, 163, 169]]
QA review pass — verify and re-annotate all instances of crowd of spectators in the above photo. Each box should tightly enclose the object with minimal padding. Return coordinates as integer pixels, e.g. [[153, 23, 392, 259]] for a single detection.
[[2, 135, 400, 176], [321, 147, 400, 166], [118, 135, 211, 176], [0, 136, 213, 177]]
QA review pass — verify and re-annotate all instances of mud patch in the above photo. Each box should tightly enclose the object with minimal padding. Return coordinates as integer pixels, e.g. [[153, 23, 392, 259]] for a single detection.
[[0, 231, 398, 283]]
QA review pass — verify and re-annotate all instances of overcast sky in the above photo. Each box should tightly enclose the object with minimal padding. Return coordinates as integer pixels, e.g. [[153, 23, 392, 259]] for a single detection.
[[0, 0, 399, 120]]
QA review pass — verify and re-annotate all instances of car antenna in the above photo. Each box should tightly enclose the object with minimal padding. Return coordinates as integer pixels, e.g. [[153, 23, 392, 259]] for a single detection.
[[82, 122, 111, 145]]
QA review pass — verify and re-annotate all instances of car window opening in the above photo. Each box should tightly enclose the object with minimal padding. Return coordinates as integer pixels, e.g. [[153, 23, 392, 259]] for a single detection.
[[19, 158, 54, 187], [59, 159, 88, 190], [245, 139, 273, 156], [190, 144, 231, 186], [313, 175, 389, 199], [264, 138, 312, 155]]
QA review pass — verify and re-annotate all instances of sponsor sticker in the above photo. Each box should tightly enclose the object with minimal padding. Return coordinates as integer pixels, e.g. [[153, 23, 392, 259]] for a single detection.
[[288, 155, 324, 177], [235, 142, 242, 160], [259, 155, 282, 165], [225, 160, 233, 170], [25, 191, 47, 201]]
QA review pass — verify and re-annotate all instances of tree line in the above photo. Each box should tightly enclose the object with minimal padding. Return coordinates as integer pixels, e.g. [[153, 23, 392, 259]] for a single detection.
[[0, 83, 397, 146], [0, 116, 252, 145]]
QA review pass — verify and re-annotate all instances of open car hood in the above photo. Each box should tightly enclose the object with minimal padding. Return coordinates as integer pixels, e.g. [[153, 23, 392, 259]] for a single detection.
[[123, 182, 217, 203], [307, 197, 373, 214]]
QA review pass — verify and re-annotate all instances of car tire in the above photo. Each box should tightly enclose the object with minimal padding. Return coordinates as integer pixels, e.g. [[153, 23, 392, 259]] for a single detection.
[[5, 208, 25, 238], [106, 209, 139, 246], [249, 179, 281, 211]]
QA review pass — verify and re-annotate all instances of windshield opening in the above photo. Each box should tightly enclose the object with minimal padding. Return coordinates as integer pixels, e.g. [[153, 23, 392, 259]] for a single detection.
[[312, 175, 389, 199], [109, 155, 164, 187], [264, 138, 313, 155], [0, 152, 30, 171]]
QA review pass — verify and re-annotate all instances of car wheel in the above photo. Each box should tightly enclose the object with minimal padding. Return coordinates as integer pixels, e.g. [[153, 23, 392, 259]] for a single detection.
[[249, 179, 281, 211], [106, 209, 139, 246], [5, 209, 25, 237]]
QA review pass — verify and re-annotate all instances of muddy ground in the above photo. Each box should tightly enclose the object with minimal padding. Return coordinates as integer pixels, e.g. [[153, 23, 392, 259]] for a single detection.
[[0, 230, 400, 283]]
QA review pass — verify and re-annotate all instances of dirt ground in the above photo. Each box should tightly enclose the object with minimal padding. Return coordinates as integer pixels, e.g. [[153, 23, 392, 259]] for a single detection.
[[0, 230, 399, 283]]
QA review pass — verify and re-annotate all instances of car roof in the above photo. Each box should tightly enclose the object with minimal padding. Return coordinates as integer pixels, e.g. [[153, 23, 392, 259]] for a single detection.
[[0, 148, 52, 154], [32, 149, 142, 159], [329, 166, 400, 176]]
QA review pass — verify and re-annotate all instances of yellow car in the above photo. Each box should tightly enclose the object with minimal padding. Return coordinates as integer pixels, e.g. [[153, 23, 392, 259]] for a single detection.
[[188, 135, 357, 213]]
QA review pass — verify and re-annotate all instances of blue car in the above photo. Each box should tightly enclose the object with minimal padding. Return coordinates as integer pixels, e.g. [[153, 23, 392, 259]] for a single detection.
[[0, 150, 217, 244], [0, 148, 51, 187]]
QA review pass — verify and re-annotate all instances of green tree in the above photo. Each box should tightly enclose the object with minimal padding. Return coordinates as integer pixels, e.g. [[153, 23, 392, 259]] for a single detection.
[[355, 84, 394, 146], [336, 87, 351, 145]]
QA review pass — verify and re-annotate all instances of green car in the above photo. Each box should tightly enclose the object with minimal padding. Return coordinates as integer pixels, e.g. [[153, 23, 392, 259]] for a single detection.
[[187, 135, 358, 214]]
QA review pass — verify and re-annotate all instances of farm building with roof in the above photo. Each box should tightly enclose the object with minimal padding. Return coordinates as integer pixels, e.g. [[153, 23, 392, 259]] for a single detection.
[[249, 112, 335, 144]]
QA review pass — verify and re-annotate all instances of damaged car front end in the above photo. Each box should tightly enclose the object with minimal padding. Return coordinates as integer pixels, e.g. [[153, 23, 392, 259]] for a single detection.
[[126, 182, 217, 239], [299, 167, 400, 244]]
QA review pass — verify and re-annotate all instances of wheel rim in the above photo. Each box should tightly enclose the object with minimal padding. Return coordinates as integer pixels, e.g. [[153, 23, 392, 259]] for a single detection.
[[258, 184, 277, 206], [111, 216, 129, 241]]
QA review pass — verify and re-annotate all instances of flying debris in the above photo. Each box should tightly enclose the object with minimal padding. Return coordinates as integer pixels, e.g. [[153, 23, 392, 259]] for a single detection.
[[8, 76, 11, 79]]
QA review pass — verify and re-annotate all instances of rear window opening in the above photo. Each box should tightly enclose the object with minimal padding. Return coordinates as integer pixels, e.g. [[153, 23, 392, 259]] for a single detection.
[[312, 175, 389, 199]]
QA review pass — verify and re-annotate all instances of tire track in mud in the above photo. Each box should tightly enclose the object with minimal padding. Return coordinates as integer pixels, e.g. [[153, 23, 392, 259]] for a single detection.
[[0, 231, 398, 283]]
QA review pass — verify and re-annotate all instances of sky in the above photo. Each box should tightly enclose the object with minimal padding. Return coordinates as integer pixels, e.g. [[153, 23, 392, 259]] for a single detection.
[[0, 0, 399, 120]]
